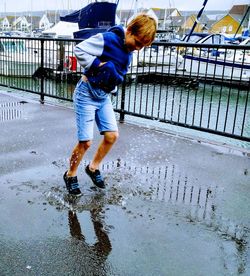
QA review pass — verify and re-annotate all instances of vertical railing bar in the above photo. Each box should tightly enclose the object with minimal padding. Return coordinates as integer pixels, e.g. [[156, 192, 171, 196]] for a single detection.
[[215, 85, 223, 131], [177, 86, 183, 123], [137, 56, 144, 115], [119, 75, 126, 122], [240, 88, 249, 137], [156, 45, 165, 120], [184, 82, 190, 125], [133, 56, 138, 113], [232, 49, 247, 135], [223, 86, 232, 133], [207, 85, 214, 129], [232, 86, 241, 135], [144, 47, 151, 116], [40, 39, 45, 104], [147, 46, 154, 117], [170, 87, 176, 122]]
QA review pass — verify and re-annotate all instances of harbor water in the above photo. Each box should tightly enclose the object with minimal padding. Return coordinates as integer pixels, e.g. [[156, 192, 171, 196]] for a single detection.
[[1, 75, 249, 149]]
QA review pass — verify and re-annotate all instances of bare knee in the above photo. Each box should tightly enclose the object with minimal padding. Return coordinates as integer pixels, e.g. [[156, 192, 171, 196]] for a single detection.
[[104, 131, 119, 144], [78, 140, 92, 151]]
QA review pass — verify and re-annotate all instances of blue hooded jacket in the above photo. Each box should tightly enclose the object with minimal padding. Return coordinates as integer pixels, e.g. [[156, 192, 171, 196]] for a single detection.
[[74, 25, 132, 93]]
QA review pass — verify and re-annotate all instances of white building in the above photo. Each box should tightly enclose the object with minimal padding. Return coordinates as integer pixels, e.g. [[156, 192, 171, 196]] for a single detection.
[[39, 14, 53, 30], [0, 16, 11, 30], [12, 16, 30, 31]]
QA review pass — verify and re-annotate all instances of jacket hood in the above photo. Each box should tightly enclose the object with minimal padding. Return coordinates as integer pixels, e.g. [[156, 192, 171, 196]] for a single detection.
[[107, 25, 125, 40]]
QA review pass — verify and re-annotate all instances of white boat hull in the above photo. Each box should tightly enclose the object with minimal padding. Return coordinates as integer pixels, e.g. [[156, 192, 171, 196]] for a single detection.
[[0, 59, 40, 77], [0, 39, 40, 77], [181, 55, 250, 81]]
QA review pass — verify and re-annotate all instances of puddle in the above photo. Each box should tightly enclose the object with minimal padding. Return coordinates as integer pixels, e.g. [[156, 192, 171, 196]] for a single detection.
[[47, 159, 250, 243], [2, 159, 249, 275]]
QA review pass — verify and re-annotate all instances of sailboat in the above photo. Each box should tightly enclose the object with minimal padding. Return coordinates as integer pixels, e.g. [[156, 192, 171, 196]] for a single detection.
[[180, 33, 250, 82], [61, 1, 118, 39], [0, 39, 40, 77], [54, 1, 119, 73], [178, 0, 250, 83]]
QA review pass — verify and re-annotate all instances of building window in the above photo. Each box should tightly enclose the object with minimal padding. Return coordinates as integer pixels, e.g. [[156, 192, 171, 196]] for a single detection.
[[228, 25, 233, 32], [222, 26, 227, 33]]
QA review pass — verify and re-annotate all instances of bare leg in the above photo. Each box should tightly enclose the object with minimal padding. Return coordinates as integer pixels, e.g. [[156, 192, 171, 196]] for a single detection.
[[89, 131, 119, 171], [67, 141, 92, 177]]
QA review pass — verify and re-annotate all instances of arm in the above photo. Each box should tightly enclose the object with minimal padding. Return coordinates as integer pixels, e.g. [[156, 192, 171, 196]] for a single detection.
[[74, 33, 105, 70]]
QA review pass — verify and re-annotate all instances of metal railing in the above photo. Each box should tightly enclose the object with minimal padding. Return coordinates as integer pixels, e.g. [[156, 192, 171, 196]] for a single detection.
[[0, 36, 249, 142]]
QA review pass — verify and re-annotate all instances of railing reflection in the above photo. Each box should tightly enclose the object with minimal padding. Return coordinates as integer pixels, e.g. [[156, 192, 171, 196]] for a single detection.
[[0, 101, 26, 122]]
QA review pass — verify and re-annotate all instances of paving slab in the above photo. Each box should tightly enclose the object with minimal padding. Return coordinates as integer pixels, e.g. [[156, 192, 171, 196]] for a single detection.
[[0, 90, 250, 276]]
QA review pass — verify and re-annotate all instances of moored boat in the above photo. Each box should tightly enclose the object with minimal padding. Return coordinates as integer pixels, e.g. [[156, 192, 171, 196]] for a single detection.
[[0, 39, 40, 77], [179, 34, 250, 82]]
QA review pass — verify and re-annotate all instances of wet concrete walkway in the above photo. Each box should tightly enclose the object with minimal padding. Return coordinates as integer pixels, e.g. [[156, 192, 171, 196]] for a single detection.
[[0, 89, 250, 275]]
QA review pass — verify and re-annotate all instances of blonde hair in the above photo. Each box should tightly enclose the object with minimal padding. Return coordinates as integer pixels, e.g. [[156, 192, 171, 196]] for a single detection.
[[127, 14, 157, 46]]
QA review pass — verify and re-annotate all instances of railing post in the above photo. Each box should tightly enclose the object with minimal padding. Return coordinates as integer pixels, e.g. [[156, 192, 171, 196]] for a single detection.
[[57, 41, 65, 71], [119, 75, 126, 123], [40, 39, 45, 104]]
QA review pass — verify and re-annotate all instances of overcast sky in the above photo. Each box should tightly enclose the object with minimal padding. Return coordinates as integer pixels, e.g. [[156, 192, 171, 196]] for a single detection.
[[1, 0, 249, 13]]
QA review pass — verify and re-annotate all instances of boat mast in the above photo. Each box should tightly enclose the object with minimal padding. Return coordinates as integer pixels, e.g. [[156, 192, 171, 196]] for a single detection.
[[233, 5, 250, 38], [67, 0, 70, 13], [30, 0, 33, 32], [186, 0, 208, 42], [134, 0, 138, 16]]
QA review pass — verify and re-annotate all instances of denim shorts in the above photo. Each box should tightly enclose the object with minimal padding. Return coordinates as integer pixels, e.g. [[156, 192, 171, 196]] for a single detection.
[[73, 78, 118, 141]]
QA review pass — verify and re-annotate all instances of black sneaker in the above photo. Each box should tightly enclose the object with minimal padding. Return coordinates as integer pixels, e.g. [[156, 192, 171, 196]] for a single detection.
[[85, 165, 105, 189], [63, 171, 82, 196]]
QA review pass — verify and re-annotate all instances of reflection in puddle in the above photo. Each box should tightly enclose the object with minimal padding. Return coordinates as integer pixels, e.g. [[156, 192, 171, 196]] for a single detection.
[[103, 160, 215, 222], [48, 193, 112, 273], [46, 159, 249, 274], [48, 159, 248, 240], [68, 206, 112, 260], [0, 101, 26, 121]]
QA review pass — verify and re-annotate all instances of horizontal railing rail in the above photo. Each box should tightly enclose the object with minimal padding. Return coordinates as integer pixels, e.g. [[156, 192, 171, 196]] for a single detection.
[[0, 36, 249, 142]]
